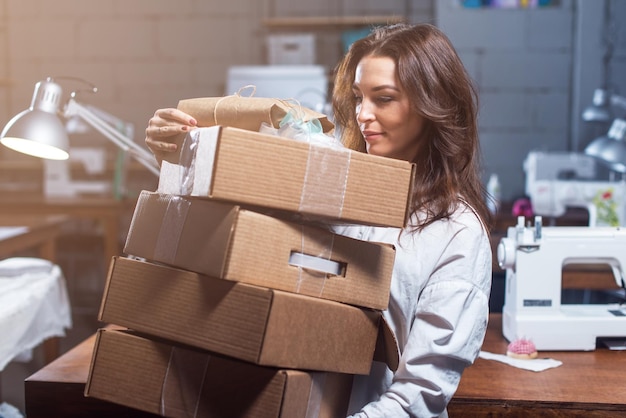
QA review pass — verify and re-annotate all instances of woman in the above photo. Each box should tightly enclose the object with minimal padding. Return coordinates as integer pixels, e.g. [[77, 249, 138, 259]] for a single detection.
[[145, 23, 492, 418]]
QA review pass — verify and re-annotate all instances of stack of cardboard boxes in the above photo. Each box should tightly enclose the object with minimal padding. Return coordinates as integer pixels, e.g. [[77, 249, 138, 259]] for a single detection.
[[84, 101, 415, 418]]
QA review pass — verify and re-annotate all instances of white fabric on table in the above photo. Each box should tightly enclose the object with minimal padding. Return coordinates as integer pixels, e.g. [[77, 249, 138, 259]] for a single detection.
[[0, 227, 28, 241], [0, 257, 72, 371], [478, 351, 562, 372]]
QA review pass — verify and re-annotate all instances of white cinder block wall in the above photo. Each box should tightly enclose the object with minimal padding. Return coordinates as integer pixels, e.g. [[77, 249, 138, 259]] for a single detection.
[[0, 0, 430, 159], [438, 0, 626, 201], [0, 0, 622, 202], [0, 0, 269, 142], [437, 1, 575, 201]]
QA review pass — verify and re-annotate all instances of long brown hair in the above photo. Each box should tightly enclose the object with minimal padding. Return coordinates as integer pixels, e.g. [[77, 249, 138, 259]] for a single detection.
[[333, 23, 492, 231]]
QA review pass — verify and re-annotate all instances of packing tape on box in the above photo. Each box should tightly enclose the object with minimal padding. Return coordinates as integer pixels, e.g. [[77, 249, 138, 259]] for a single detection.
[[305, 372, 327, 418], [161, 346, 210, 418], [154, 195, 191, 265], [291, 225, 338, 297], [299, 144, 351, 219], [179, 130, 200, 196], [149, 191, 342, 299], [169, 127, 351, 220], [160, 347, 330, 418]]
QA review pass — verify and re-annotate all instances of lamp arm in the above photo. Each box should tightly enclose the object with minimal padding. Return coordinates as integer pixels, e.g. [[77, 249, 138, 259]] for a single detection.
[[64, 99, 160, 176]]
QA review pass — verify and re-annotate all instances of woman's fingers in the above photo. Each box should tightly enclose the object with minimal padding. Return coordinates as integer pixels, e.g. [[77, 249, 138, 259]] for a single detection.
[[145, 108, 197, 151], [154, 108, 197, 127], [145, 134, 176, 149], [146, 123, 186, 138], [145, 108, 197, 157]]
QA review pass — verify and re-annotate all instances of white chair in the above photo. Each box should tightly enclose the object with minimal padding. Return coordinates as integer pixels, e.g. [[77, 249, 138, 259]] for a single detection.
[[0, 257, 72, 372]]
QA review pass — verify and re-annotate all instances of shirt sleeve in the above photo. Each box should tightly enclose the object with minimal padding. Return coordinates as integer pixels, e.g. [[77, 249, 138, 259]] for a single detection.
[[348, 216, 492, 418]]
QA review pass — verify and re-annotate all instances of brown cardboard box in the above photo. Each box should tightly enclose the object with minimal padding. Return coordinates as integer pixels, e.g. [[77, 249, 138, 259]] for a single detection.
[[124, 191, 394, 310], [85, 328, 353, 418], [99, 257, 380, 375], [157, 126, 414, 228]]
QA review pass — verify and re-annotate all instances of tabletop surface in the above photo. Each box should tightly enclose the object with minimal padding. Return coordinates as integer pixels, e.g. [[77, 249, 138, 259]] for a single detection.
[[454, 313, 626, 408], [0, 214, 69, 227], [0, 215, 69, 257], [23, 313, 626, 416]]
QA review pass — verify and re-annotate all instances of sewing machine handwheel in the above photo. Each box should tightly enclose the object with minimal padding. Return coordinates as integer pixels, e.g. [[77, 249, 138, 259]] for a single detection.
[[497, 238, 516, 270]]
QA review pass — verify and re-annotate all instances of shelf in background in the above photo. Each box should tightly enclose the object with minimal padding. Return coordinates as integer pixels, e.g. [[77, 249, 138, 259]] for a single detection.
[[262, 15, 406, 29]]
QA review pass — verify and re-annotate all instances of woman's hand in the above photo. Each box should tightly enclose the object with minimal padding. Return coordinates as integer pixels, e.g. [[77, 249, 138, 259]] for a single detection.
[[145, 108, 197, 162]]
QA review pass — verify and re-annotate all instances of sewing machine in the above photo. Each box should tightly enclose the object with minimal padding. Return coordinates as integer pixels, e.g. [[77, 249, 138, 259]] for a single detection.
[[498, 216, 626, 350], [524, 151, 626, 226], [43, 147, 111, 197]]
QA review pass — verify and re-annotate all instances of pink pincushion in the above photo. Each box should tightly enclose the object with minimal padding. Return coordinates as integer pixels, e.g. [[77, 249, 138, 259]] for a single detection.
[[506, 338, 538, 359], [507, 338, 536, 354]]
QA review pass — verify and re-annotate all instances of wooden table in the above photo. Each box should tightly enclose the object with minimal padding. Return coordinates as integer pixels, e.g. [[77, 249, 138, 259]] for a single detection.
[[25, 328, 156, 418], [25, 314, 626, 417], [0, 197, 133, 268], [449, 314, 626, 417], [0, 215, 68, 261]]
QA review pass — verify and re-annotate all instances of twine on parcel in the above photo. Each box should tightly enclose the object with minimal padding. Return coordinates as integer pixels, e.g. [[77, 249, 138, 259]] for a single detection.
[[211, 85, 260, 127], [177, 90, 334, 133], [218, 85, 315, 132], [161, 347, 211, 418]]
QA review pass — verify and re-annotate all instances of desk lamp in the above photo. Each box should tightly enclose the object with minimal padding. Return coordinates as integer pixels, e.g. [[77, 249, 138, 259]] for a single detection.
[[584, 118, 626, 173], [583, 89, 626, 173], [582, 89, 626, 123], [582, 88, 612, 123], [0, 77, 159, 176]]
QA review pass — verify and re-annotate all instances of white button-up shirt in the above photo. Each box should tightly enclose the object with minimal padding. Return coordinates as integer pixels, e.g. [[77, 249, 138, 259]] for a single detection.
[[333, 201, 492, 417]]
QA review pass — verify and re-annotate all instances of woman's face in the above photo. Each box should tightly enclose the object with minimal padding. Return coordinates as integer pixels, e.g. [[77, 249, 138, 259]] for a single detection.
[[353, 55, 424, 161]]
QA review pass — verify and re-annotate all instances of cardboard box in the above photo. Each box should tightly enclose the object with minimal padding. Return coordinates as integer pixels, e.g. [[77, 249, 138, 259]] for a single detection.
[[99, 257, 380, 375], [85, 328, 353, 418], [25, 326, 157, 418], [124, 191, 394, 310], [267, 34, 316, 65], [157, 126, 414, 228]]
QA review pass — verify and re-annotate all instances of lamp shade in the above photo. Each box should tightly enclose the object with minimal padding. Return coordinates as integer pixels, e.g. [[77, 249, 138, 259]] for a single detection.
[[0, 78, 70, 160], [582, 88, 612, 123], [584, 119, 626, 173]]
